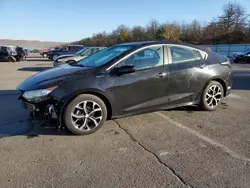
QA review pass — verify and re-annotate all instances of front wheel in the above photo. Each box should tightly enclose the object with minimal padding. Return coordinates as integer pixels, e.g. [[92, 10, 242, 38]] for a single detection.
[[63, 94, 107, 135], [200, 81, 224, 111], [8, 56, 16, 63], [52, 55, 58, 61]]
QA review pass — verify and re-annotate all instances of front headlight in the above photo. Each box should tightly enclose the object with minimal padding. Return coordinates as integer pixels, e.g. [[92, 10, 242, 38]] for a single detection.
[[23, 86, 57, 102]]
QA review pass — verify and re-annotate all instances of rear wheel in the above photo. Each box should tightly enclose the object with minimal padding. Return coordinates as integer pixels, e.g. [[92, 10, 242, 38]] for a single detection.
[[63, 94, 107, 135], [200, 81, 224, 111]]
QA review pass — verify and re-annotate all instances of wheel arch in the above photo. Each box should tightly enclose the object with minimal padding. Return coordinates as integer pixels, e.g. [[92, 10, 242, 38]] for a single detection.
[[59, 89, 113, 127], [203, 77, 227, 97]]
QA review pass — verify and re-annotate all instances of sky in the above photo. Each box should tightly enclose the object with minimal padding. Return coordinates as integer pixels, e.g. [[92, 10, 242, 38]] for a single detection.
[[0, 0, 249, 42]]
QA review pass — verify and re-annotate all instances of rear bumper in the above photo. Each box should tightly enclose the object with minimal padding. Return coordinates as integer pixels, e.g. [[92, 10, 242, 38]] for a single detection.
[[225, 70, 233, 97], [225, 86, 231, 96]]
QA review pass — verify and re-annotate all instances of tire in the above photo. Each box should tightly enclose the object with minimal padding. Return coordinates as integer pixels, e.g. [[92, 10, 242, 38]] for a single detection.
[[43, 53, 47, 58], [52, 55, 58, 61], [63, 94, 107, 135], [200, 81, 224, 111], [8, 56, 16, 63]]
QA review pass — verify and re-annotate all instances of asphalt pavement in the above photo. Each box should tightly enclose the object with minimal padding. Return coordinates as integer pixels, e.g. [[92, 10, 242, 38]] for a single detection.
[[0, 55, 250, 188]]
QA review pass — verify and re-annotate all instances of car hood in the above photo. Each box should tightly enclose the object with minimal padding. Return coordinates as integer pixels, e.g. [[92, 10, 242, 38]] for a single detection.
[[17, 64, 95, 91], [58, 55, 86, 63], [56, 54, 77, 61]]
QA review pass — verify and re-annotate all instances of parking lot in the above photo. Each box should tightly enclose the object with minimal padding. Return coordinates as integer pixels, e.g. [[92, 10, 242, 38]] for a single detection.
[[0, 55, 250, 188]]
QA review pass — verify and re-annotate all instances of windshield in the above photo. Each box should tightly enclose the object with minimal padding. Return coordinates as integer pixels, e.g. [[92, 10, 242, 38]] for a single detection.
[[76, 48, 87, 55], [77, 45, 132, 67]]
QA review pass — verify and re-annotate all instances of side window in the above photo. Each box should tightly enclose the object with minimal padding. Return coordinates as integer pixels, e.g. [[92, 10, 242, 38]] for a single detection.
[[92, 48, 99, 54], [69, 46, 76, 51], [82, 49, 91, 56], [194, 50, 203, 60], [123, 46, 164, 70], [170, 46, 196, 64], [62, 46, 69, 51], [77, 46, 84, 51]]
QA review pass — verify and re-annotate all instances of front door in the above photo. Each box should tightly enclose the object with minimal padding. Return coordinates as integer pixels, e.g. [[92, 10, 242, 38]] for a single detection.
[[109, 45, 169, 116]]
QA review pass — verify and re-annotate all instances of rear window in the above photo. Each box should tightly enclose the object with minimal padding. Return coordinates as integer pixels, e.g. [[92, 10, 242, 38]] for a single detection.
[[170, 46, 196, 63]]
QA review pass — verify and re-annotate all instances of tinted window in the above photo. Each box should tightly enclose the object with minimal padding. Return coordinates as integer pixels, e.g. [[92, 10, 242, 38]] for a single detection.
[[62, 46, 69, 51], [194, 50, 202, 60], [92, 48, 99, 54], [70, 46, 79, 51], [124, 46, 164, 70], [76, 48, 87, 55], [170, 46, 196, 64], [82, 49, 92, 56]]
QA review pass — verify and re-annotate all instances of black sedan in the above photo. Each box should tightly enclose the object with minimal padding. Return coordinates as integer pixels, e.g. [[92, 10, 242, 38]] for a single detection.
[[17, 41, 232, 135], [233, 51, 250, 63]]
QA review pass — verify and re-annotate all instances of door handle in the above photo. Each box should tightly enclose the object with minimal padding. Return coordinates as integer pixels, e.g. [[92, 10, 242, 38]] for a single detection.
[[155, 72, 167, 78], [199, 64, 207, 69]]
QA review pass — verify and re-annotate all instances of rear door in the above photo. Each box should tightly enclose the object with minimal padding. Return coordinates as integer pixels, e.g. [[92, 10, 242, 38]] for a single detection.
[[166, 45, 209, 105]]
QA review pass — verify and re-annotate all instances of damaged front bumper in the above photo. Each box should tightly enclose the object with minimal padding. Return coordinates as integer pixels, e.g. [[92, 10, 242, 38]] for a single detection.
[[19, 94, 63, 126]]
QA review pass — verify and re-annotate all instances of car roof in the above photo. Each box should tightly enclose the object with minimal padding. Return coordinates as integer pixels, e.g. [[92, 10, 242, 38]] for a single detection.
[[69, 45, 84, 47], [87, 47, 106, 49], [118, 40, 206, 51]]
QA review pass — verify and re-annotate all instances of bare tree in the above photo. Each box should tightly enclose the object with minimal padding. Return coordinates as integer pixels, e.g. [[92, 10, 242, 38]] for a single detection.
[[131, 26, 146, 41], [217, 1, 249, 33], [74, 1, 250, 46], [145, 19, 160, 40]]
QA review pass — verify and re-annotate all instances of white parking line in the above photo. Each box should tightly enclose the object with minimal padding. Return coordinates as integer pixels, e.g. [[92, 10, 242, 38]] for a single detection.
[[155, 112, 250, 162]]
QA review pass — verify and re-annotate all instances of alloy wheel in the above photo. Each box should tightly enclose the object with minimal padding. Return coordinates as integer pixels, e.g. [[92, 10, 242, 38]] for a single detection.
[[205, 85, 222, 108], [71, 100, 103, 132], [53, 55, 58, 60]]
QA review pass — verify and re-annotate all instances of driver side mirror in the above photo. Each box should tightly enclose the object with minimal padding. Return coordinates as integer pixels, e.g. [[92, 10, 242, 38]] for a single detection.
[[117, 65, 135, 76]]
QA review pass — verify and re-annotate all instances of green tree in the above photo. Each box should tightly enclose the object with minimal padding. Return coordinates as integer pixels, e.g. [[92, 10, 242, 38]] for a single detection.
[[156, 24, 180, 41], [118, 29, 130, 43]]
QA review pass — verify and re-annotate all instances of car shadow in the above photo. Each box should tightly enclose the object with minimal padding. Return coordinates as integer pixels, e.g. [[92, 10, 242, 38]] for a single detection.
[[166, 105, 200, 114], [18, 67, 52, 72], [0, 90, 73, 138], [25, 59, 52, 62]]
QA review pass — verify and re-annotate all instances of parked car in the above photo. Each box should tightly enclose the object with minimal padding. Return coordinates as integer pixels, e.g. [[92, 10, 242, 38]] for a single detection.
[[15, 46, 27, 61], [40, 46, 60, 57], [47, 45, 84, 60], [17, 41, 232, 135], [0, 45, 16, 62], [30, 49, 41, 53], [53, 47, 106, 67], [233, 50, 250, 63]]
